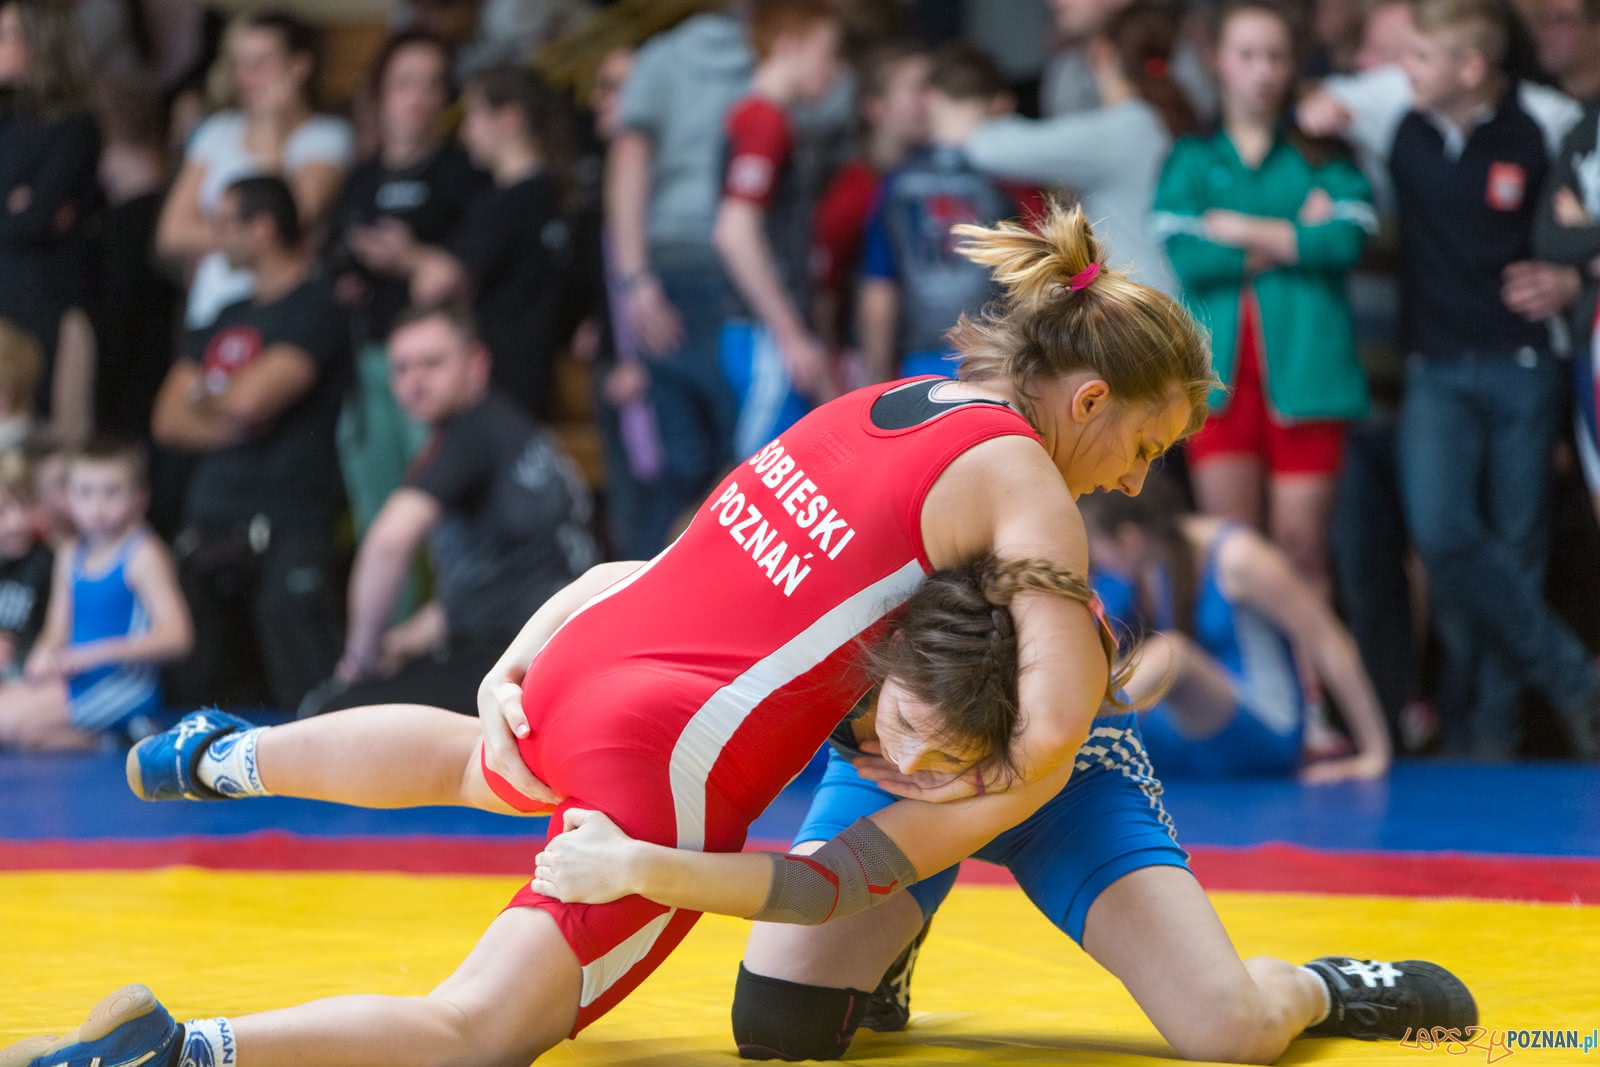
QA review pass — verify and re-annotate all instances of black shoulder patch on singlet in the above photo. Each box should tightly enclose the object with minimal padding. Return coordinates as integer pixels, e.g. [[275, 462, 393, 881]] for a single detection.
[[869, 378, 1017, 431]]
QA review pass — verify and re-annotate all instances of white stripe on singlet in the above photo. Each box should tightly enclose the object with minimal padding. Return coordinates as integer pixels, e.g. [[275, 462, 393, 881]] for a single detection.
[[668, 558, 926, 852], [535, 535, 682, 653], [1232, 608, 1301, 736], [70, 670, 157, 730], [577, 558, 926, 1008], [577, 911, 677, 1009]]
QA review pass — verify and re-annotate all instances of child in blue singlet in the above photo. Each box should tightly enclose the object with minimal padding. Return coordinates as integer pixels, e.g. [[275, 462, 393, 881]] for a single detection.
[[0, 438, 192, 749], [1082, 477, 1392, 782]]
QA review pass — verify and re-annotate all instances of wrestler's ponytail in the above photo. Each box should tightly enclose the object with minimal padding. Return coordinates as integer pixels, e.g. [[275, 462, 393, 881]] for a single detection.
[[948, 200, 1215, 434]]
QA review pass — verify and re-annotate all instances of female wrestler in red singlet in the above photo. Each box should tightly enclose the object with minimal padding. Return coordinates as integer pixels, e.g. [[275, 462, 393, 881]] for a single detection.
[[12, 202, 1212, 1067]]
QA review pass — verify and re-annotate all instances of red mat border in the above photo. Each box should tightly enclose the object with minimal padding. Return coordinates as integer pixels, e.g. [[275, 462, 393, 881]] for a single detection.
[[2, 835, 1597, 904]]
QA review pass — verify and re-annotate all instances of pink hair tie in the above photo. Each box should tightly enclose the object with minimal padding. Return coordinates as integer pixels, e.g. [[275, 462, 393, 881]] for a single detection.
[[1067, 262, 1101, 292]]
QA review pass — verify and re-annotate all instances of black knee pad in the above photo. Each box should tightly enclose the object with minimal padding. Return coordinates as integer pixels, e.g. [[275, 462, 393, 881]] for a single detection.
[[731, 963, 868, 1062]]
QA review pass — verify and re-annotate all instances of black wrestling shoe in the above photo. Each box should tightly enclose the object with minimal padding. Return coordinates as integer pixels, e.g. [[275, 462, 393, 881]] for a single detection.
[[1303, 957, 1477, 1041], [860, 918, 932, 1033]]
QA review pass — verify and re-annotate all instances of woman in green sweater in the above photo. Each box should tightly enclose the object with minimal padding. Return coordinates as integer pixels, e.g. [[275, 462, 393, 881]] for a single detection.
[[1151, 0, 1374, 599]]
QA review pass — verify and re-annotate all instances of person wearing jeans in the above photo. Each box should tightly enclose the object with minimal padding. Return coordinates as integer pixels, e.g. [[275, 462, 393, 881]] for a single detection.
[[1399, 349, 1597, 755], [637, 250, 736, 538], [1329, 402, 1414, 733], [606, 8, 751, 552], [1303, 0, 1599, 755]]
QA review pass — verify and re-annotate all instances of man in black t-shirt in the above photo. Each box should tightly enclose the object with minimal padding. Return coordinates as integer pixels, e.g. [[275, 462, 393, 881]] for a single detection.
[[152, 176, 350, 711], [312, 300, 599, 714]]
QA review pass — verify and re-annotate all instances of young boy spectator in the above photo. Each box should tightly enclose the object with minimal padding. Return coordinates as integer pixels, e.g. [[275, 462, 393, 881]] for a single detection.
[[1303, 1, 1579, 211], [314, 302, 599, 713], [857, 43, 1041, 383], [714, 0, 847, 459], [0, 438, 191, 749], [152, 175, 349, 712], [0, 320, 40, 450], [809, 40, 931, 350], [1310, 0, 1598, 755], [0, 449, 52, 679]]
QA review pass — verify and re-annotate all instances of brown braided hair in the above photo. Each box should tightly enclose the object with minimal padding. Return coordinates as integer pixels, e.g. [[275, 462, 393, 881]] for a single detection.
[[862, 556, 1131, 779]]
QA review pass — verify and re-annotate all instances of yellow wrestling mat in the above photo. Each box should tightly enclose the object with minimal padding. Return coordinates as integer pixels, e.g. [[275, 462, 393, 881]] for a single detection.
[[4, 870, 1597, 1066]]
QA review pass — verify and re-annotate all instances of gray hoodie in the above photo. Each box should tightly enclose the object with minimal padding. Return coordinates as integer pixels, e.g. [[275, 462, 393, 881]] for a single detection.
[[619, 13, 754, 252], [967, 103, 1178, 296]]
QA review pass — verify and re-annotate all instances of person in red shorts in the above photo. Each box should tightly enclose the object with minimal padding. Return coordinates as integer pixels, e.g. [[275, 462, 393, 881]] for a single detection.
[[1153, 0, 1375, 600], [1184, 289, 1352, 542], [15, 203, 1214, 1067]]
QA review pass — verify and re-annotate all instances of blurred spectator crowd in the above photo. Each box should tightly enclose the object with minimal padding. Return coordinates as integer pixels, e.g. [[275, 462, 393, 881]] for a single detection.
[[0, 0, 1598, 764]]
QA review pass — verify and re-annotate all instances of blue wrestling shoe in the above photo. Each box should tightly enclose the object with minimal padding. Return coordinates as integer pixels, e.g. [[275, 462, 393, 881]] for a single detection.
[[125, 708, 255, 801], [1303, 957, 1478, 1041], [0, 985, 181, 1067]]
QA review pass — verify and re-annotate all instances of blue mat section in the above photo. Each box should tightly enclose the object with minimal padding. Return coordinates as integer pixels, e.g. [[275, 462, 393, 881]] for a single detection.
[[0, 745, 831, 844], [3, 749, 1598, 857], [1158, 763, 1600, 855]]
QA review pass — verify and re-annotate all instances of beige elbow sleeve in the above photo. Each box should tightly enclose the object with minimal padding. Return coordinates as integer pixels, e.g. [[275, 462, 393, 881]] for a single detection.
[[751, 818, 918, 925]]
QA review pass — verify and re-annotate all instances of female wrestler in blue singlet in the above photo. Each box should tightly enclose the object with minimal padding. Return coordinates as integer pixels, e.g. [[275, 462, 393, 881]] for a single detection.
[[1083, 476, 1392, 783], [526, 535, 1458, 1066]]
